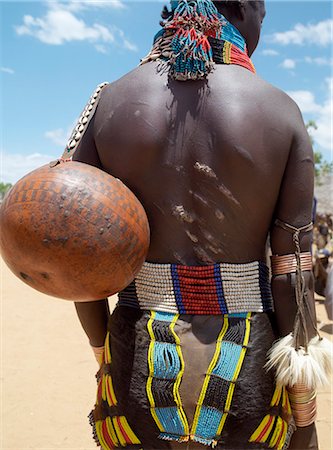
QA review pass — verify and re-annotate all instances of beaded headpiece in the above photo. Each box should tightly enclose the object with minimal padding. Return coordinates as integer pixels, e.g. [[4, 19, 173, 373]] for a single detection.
[[140, 0, 255, 80]]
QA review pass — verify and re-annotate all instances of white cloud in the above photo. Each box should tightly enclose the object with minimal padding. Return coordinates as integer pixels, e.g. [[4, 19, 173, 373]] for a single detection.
[[16, 10, 114, 45], [63, 0, 126, 12], [281, 58, 296, 69], [270, 19, 333, 47], [286, 90, 321, 114], [304, 56, 333, 67], [287, 78, 332, 152], [115, 27, 138, 52], [1, 152, 59, 184], [15, 1, 136, 51], [45, 128, 71, 147], [95, 44, 108, 54], [1, 67, 15, 74], [312, 79, 332, 151], [123, 39, 138, 52], [261, 49, 279, 56]]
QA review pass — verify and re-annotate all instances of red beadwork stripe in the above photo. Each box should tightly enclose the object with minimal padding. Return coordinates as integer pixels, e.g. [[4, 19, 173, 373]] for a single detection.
[[102, 420, 115, 449], [175, 276, 218, 283], [230, 45, 255, 73], [116, 416, 131, 444], [275, 420, 286, 449], [97, 378, 103, 404], [106, 376, 116, 406], [256, 415, 275, 442], [177, 265, 222, 314]]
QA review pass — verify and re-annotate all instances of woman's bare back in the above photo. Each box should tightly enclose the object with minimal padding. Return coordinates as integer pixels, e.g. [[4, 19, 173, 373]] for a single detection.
[[87, 62, 302, 265]]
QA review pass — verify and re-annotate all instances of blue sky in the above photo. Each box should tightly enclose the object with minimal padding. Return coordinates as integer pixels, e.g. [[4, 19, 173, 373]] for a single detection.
[[1, 0, 332, 183]]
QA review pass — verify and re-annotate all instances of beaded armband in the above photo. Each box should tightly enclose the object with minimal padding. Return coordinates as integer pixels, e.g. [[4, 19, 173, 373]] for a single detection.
[[266, 219, 332, 395]]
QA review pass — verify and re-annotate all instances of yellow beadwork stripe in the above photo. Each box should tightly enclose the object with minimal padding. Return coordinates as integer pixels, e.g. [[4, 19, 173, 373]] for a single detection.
[[146, 311, 164, 432], [94, 331, 141, 447], [223, 41, 232, 64], [169, 314, 190, 436], [96, 377, 102, 405], [249, 384, 292, 448], [262, 417, 275, 442], [216, 313, 252, 436], [249, 415, 267, 443], [119, 416, 141, 445], [271, 385, 282, 407], [190, 316, 229, 436], [102, 374, 107, 402], [281, 386, 292, 416], [263, 416, 276, 442], [106, 416, 119, 447], [105, 332, 112, 364], [249, 414, 275, 443], [248, 385, 290, 447], [106, 374, 117, 407], [112, 417, 127, 447], [285, 388, 292, 415], [278, 421, 288, 450], [249, 59, 255, 73], [233, 313, 251, 380], [270, 416, 283, 448], [216, 407, 228, 436], [96, 420, 111, 450]]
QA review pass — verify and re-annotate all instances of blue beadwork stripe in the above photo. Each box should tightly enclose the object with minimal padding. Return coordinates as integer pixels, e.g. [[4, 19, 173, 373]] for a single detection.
[[214, 264, 228, 314], [191, 314, 250, 443], [212, 342, 243, 380], [171, 264, 186, 314], [221, 21, 246, 52], [155, 407, 186, 438], [259, 261, 274, 312], [153, 342, 181, 379], [148, 312, 188, 439], [195, 406, 223, 442], [155, 311, 177, 322], [228, 312, 248, 319]]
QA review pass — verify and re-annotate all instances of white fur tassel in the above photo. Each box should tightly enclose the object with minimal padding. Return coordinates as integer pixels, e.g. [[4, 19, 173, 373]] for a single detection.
[[265, 333, 333, 389]]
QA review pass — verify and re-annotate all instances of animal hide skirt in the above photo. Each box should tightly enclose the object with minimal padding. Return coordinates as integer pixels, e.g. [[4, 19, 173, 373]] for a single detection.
[[89, 307, 296, 450]]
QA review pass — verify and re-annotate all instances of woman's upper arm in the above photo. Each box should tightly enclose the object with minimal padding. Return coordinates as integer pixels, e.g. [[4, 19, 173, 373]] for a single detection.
[[71, 83, 110, 169], [270, 106, 314, 254], [72, 111, 103, 169]]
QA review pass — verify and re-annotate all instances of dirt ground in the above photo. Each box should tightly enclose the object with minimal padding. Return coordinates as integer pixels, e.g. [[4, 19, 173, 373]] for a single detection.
[[1, 258, 332, 450]]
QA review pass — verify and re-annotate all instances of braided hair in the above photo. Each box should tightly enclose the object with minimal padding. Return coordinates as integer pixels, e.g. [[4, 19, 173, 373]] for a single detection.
[[160, 0, 247, 21], [153, 0, 255, 80]]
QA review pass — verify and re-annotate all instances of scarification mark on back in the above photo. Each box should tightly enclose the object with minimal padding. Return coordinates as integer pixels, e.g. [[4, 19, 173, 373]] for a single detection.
[[185, 230, 199, 243], [194, 162, 217, 179], [215, 209, 225, 220], [218, 184, 240, 206], [172, 205, 195, 224]]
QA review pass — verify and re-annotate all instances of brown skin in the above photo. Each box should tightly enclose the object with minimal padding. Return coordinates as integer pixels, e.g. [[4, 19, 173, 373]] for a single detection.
[[74, 1, 317, 448]]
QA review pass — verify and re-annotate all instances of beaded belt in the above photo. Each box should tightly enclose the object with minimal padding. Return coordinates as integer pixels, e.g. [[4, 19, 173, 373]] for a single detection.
[[118, 261, 273, 315]]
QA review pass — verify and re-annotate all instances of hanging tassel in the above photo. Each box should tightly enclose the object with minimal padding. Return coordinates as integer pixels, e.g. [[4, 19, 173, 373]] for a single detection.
[[268, 220, 333, 390], [265, 333, 332, 389]]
